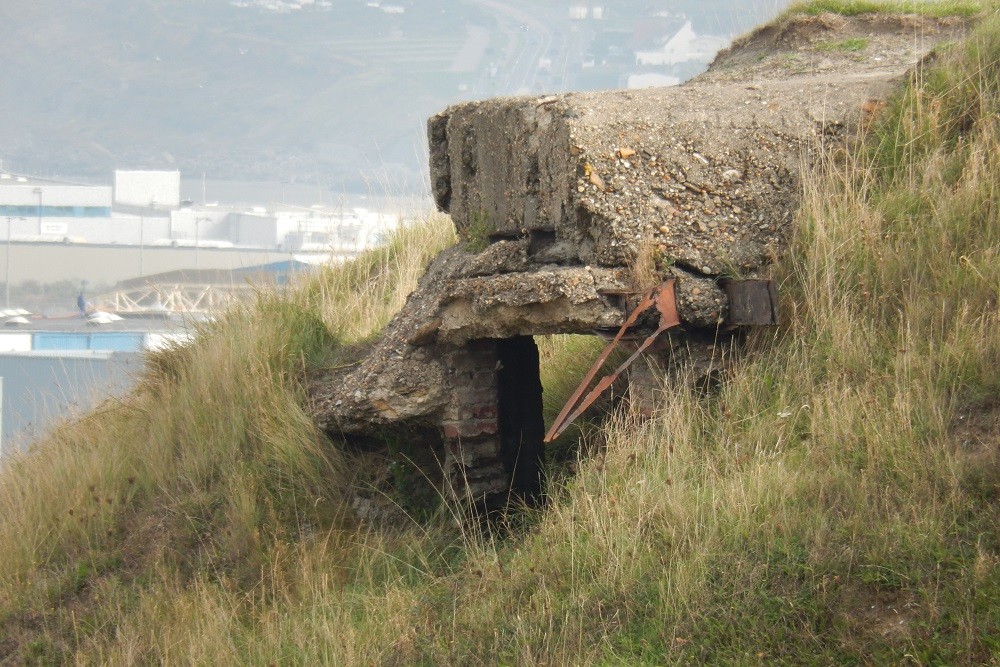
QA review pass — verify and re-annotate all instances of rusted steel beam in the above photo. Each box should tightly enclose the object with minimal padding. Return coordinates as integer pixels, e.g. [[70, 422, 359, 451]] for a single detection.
[[544, 279, 680, 443]]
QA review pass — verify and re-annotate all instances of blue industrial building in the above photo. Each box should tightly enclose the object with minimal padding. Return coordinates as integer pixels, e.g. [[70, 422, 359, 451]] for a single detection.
[[30, 332, 145, 352]]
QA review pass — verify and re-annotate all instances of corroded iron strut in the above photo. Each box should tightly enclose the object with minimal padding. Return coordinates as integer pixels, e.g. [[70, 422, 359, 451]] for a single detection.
[[544, 279, 680, 443]]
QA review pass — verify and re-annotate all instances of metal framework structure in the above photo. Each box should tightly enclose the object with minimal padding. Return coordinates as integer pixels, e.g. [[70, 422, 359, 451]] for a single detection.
[[95, 281, 259, 315]]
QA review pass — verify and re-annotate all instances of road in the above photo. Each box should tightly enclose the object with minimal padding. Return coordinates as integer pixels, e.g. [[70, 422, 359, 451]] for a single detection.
[[465, 0, 572, 97]]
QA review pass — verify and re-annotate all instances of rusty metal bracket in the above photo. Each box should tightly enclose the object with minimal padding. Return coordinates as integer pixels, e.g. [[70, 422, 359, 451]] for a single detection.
[[544, 279, 680, 443]]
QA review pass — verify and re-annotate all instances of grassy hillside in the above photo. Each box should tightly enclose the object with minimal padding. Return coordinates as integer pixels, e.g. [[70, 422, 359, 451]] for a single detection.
[[2, 1, 1000, 663]]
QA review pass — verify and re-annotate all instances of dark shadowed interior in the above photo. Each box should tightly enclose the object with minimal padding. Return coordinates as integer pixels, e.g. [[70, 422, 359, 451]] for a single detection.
[[496, 336, 545, 506]]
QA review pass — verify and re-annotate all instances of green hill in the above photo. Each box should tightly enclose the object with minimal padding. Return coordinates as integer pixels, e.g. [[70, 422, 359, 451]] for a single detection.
[[1, 1, 999, 662]]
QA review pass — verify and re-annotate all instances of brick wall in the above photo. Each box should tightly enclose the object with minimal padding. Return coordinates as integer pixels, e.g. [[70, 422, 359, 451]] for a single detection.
[[441, 341, 508, 510]]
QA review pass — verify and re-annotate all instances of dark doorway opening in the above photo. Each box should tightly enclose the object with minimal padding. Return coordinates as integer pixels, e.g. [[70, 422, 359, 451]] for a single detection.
[[496, 336, 545, 506]]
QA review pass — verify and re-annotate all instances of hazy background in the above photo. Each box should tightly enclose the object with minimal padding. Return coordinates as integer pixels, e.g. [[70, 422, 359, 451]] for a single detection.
[[0, 0, 791, 197]]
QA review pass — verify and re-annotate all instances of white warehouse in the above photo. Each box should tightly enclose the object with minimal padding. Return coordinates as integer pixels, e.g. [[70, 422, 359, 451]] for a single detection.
[[0, 174, 112, 237]]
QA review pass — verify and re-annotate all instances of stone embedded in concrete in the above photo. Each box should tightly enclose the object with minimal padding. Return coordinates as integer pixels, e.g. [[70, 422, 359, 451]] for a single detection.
[[672, 269, 727, 327], [436, 266, 632, 344]]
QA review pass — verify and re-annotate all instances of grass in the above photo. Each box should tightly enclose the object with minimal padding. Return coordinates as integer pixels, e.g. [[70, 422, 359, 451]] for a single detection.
[[2, 2, 1000, 663], [0, 216, 455, 660], [461, 209, 493, 253], [782, 0, 990, 17], [815, 36, 871, 50]]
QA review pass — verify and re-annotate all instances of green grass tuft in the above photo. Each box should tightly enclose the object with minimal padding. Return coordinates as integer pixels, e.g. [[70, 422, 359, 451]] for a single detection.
[[815, 36, 870, 50], [784, 0, 989, 17]]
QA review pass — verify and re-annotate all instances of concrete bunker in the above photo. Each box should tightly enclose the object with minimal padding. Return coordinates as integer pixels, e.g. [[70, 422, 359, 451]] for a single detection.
[[309, 13, 965, 516]]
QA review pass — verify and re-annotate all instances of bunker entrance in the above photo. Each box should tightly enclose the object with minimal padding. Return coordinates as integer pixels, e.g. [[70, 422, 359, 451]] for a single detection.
[[444, 334, 627, 512], [495, 336, 545, 506]]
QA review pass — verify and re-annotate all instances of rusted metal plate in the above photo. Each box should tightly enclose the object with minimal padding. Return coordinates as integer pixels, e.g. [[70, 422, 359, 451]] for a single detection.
[[724, 279, 778, 326], [654, 281, 680, 329], [544, 279, 680, 443]]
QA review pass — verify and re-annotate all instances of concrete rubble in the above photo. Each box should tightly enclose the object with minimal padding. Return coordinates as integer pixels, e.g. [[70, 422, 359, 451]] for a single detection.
[[310, 13, 968, 513]]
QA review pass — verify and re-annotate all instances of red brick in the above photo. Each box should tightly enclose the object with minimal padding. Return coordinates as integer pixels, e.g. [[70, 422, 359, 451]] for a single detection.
[[471, 405, 498, 419], [462, 419, 498, 437]]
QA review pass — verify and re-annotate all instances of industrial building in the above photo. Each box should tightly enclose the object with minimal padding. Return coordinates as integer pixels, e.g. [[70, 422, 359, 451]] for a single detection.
[[0, 170, 399, 254], [226, 207, 389, 252], [113, 169, 181, 209], [0, 314, 192, 452], [0, 308, 193, 351], [0, 173, 112, 239], [0, 170, 179, 244], [0, 169, 398, 453], [0, 350, 142, 454]]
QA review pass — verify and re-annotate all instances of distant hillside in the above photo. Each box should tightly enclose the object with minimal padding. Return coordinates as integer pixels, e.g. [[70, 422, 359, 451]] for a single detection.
[[0, 0, 783, 191], [0, 0, 492, 189]]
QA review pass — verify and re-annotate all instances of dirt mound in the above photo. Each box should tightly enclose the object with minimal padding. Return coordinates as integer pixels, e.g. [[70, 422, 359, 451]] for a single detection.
[[708, 12, 970, 83]]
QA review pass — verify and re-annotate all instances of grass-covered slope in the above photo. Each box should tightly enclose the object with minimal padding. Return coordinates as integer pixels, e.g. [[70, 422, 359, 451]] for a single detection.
[[0, 220, 456, 661], [782, 0, 987, 17], [2, 2, 1000, 663]]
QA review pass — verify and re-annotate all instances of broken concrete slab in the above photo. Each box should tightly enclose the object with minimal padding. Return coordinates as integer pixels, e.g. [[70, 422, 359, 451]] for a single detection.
[[312, 244, 625, 435], [313, 13, 971, 513], [429, 78, 889, 276], [429, 13, 969, 279], [310, 242, 730, 436]]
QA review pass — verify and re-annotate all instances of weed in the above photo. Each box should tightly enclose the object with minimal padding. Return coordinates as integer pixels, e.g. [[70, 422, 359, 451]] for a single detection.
[[815, 36, 870, 51], [783, 0, 988, 18], [462, 209, 492, 253], [629, 236, 665, 292]]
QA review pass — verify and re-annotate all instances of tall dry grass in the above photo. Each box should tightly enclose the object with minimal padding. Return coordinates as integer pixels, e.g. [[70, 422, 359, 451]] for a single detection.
[[90, 13, 1000, 661], [0, 214, 455, 661], [333, 12, 1000, 663]]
